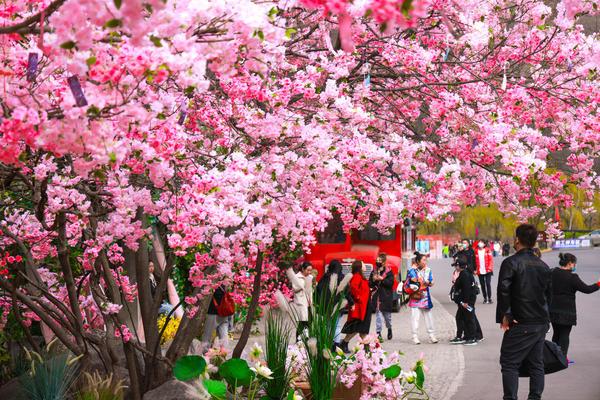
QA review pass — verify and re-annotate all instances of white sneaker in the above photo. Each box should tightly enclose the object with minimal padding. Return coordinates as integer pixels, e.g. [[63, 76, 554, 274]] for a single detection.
[[430, 335, 439, 344], [413, 337, 421, 345]]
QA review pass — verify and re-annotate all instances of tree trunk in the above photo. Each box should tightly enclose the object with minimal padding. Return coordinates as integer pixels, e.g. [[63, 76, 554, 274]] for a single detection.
[[232, 252, 264, 358], [165, 287, 211, 363]]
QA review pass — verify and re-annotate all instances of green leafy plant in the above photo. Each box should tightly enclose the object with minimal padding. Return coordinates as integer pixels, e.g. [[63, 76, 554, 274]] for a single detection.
[[218, 358, 255, 388], [299, 275, 346, 400], [19, 343, 80, 400], [173, 355, 207, 381], [75, 371, 126, 400], [263, 311, 292, 400], [173, 354, 274, 400]]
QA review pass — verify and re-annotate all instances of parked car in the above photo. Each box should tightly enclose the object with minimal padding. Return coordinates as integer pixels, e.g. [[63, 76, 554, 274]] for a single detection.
[[579, 230, 600, 246]]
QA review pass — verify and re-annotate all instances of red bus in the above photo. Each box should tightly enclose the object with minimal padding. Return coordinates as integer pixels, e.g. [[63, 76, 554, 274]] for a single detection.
[[306, 215, 417, 311]]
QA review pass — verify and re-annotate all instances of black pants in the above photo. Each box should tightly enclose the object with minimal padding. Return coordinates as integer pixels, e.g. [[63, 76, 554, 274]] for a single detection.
[[478, 274, 492, 301], [500, 323, 547, 400], [551, 323, 573, 357], [474, 310, 483, 340], [456, 307, 483, 340], [455, 307, 464, 338], [457, 305, 477, 340]]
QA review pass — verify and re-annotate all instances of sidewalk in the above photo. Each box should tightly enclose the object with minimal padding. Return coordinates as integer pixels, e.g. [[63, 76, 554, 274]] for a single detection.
[[375, 296, 464, 400]]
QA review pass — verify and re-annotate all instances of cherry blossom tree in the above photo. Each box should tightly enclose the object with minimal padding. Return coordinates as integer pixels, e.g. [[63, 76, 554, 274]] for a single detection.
[[0, 0, 598, 397]]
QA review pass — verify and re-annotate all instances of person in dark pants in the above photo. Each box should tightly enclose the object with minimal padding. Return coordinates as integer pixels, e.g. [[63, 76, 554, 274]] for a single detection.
[[452, 255, 479, 345], [370, 253, 395, 341], [316, 259, 345, 348], [550, 252, 599, 357], [496, 224, 552, 400], [455, 240, 477, 272], [340, 261, 372, 353], [502, 243, 511, 257], [475, 241, 494, 303]]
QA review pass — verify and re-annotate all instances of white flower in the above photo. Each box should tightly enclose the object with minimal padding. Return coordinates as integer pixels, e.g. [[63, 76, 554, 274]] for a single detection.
[[249, 343, 263, 362], [251, 362, 273, 379], [401, 371, 417, 383]]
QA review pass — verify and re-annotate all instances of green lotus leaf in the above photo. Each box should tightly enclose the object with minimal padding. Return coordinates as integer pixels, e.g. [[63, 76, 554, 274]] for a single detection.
[[218, 358, 255, 387], [203, 379, 227, 400], [173, 355, 206, 382], [380, 364, 402, 380]]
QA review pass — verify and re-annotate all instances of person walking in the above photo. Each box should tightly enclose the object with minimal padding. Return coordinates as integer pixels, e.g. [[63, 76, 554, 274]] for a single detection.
[[407, 251, 438, 345], [549, 253, 600, 357], [442, 244, 450, 258], [202, 285, 231, 348], [286, 261, 314, 341], [340, 260, 372, 353], [502, 242, 510, 257], [496, 224, 552, 400], [453, 255, 479, 346], [493, 241, 501, 257], [456, 240, 476, 272], [475, 241, 494, 304], [370, 253, 394, 342], [316, 259, 345, 348], [449, 255, 465, 344]]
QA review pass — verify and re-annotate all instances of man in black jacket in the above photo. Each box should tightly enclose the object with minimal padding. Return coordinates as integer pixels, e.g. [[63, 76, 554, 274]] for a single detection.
[[453, 255, 479, 345], [496, 224, 552, 400], [370, 253, 395, 341]]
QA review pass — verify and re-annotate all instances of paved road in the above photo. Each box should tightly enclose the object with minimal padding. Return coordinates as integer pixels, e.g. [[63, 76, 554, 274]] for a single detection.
[[428, 248, 600, 400]]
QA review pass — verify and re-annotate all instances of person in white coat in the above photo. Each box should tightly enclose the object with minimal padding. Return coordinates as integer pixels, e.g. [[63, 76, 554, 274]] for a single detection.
[[286, 262, 314, 341]]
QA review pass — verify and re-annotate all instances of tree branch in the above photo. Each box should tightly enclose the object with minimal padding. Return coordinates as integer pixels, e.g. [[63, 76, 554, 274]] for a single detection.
[[0, 0, 67, 35]]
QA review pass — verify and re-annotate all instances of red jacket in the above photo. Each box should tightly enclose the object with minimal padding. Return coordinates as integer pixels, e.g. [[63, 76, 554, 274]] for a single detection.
[[348, 272, 370, 321], [475, 248, 494, 275]]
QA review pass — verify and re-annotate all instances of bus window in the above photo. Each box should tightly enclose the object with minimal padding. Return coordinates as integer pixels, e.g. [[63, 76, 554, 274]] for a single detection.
[[317, 213, 346, 244], [357, 222, 396, 241]]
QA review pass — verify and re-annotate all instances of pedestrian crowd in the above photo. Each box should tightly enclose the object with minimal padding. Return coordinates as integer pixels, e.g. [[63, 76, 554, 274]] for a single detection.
[[188, 223, 600, 400]]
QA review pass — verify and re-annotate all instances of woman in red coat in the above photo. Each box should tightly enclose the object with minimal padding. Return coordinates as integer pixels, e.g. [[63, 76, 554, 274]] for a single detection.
[[340, 260, 372, 353], [475, 241, 494, 304]]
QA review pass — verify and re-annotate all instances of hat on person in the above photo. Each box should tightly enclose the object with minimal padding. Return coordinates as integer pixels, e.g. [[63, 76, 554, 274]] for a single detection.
[[452, 254, 469, 267]]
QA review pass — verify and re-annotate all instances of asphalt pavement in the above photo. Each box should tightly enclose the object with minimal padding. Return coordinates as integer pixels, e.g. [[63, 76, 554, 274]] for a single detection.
[[428, 248, 600, 400]]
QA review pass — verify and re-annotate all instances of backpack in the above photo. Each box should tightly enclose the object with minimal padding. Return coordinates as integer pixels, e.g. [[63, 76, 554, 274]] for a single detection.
[[450, 285, 459, 302], [214, 292, 235, 317], [403, 269, 425, 300]]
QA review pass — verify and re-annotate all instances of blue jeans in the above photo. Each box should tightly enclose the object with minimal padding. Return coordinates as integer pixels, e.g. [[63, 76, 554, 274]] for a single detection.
[[376, 310, 392, 333]]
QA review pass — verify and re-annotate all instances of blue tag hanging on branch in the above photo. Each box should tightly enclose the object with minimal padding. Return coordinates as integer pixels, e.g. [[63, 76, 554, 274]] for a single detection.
[[67, 76, 88, 107], [27, 53, 39, 82]]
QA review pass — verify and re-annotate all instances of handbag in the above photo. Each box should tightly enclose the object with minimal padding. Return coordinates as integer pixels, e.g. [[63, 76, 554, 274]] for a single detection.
[[471, 274, 481, 296], [214, 292, 235, 317], [518, 340, 568, 377]]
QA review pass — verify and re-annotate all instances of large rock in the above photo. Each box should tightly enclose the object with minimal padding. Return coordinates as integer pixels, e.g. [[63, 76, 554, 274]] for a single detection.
[[0, 378, 26, 400], [143, 379, 209, 400]]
